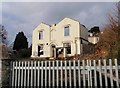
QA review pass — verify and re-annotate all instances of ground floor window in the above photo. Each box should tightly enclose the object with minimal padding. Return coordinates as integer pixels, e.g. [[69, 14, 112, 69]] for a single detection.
[[63, 43, 71, 54], [38, 44, 44, 56]]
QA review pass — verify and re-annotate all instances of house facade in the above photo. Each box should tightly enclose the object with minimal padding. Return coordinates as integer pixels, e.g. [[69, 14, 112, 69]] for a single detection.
[[88, 33, 99, 45], [31, 18, 88, 58]]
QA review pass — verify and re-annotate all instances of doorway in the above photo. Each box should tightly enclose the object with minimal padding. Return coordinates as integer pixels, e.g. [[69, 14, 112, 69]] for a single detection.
[[51, 44, 56, 58], [38, 44, 43, 56]]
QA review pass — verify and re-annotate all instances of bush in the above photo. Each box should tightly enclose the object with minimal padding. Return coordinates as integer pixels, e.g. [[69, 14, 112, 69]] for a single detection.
[[18, 49, 31, 58], [2, 60, 11, 87]]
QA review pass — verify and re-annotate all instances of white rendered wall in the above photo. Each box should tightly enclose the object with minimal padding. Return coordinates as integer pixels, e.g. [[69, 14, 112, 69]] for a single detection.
[[32, 18, 88, 57]]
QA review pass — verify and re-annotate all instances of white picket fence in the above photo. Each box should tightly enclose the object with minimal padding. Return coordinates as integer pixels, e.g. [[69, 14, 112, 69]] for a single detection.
[[11, 59, 120, 87]]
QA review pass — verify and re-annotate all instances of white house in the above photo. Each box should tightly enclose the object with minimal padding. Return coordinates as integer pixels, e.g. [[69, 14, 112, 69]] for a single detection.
[[88, 33, 99, 45], [31, 18, 89, 58]]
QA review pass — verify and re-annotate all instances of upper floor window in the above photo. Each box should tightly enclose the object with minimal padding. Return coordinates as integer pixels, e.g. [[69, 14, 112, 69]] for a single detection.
[[39, 31, 43, 40], [64, 26, 70, 36]]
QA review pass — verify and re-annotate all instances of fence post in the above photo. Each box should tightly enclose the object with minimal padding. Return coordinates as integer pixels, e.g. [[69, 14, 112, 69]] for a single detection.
[[103, 59, 108, 86], [24, 61, 27, 87], [41, 61, 43, 87], [115, 59, 119, 87], [82, 60, 86, 87], [17, 61, 20, 87], [98, 60, 102, 87], [93, 60, 97, 86], [30, 61, 33, 87], [27, 61, 30, 87], [89, 60, 92, 87], [61, 61, 63, 86], [87, 60, 90, 86], [15, 61, 18, 87], [78, 60, 81, 86], [65, 60, 67, 86], [109, 59, 113, 86], [57, 60, 59, 87], [45, 61, 47, 87], [34, 61, 37, 86], [49, 61, 51, 87], [69, 60, 72, 86], [74, 60, 76, 87], [21, 61, 24, 87], [52, 61, 55, 86], [37, 61, 40, 87]]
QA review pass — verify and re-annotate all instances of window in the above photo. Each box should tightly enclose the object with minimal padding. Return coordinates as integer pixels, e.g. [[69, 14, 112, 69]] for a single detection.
[[38, 44, 44, 56], [64, 26, 70, 36], [63, 43, 71, 54], [39, 31, 43, 40]]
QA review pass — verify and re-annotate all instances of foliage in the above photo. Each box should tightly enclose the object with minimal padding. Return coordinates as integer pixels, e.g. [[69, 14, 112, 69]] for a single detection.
[[12, 31, 32, 58], [0, 25, 8, 45], [2, 60, 11, 87], [13, 31, 28, 51], [18, 48, 31, 58], [96, 3, 120, 59]]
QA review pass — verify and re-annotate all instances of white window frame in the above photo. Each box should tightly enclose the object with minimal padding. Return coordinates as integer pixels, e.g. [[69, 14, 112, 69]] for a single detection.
[[64, 26, 70, 36], [38, 44, 44, 56], [63, 42, 71, 54], [39, 31, 43, 40]]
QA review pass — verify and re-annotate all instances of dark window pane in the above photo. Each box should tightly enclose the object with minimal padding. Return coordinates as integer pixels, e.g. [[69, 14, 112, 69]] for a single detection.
[[38, 44, 44, 56], [64, 26, 70, 36], [39, 31, 43, 40], [63, 43, 71, 54]]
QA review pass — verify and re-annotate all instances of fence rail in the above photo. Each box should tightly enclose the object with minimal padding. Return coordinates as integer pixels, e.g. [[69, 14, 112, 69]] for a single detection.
[[11, 59, 120, 87]]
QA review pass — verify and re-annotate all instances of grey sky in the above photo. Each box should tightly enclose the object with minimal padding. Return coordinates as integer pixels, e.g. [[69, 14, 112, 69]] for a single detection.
[[2, 2, 115, 45]]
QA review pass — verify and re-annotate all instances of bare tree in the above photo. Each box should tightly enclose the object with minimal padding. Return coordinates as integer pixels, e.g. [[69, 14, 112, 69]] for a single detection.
[[0, 25, 8, 45], [96, 2, 120, 59]]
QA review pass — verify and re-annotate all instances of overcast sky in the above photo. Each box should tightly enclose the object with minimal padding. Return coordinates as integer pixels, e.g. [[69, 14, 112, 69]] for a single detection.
[[2, 2, 116, 45]]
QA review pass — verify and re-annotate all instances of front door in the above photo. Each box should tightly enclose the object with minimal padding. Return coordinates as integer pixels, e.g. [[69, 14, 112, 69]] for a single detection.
[[51, 44, 56, 58]]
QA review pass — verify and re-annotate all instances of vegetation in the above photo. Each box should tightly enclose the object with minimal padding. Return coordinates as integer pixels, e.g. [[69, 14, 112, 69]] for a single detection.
[[0, 25, 8, 45], [96, 3, 120, 60], [12, 31, 31, 58], [18, 45, 32, 58], [13, 31, 28, 51]]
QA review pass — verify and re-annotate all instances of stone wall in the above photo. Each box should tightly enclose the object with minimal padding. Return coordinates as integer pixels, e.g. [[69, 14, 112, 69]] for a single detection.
[[0, 44, 8, 59]]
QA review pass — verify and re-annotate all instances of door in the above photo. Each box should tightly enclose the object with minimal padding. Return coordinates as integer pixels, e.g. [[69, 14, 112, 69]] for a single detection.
[[51, 44, 56, 58]]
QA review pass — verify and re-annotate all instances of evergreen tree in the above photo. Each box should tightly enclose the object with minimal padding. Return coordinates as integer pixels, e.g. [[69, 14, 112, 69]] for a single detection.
[[13, 32, 28, 51]]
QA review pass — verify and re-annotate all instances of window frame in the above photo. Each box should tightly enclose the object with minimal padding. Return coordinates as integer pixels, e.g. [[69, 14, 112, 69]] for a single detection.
[[63, 42, 71, 54], [39, 31, 43, 40], [64, 26, 70, 36], [38, 44, 44, 56]]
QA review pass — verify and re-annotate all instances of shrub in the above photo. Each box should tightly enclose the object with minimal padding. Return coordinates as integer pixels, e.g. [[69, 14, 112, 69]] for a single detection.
[[18, 49, 31, 58]]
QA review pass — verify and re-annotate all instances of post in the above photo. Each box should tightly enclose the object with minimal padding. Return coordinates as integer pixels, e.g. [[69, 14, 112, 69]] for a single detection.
[[63, 47, 66, 58], [73, 60, 76, 86], [69, 61, 72, 86], [54, 48, 56, 58]]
